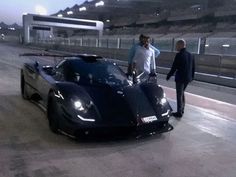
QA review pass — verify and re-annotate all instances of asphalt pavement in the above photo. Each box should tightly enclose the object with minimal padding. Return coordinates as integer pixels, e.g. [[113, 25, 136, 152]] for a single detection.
[[0, 42, 236, 177]]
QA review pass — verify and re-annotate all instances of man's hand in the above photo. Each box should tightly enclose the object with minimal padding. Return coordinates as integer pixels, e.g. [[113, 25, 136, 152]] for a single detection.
[[149, 72, 157, 77], [127, 64, 133, 75], [166, 74, 171, 81], [126, 73, 132, 78]]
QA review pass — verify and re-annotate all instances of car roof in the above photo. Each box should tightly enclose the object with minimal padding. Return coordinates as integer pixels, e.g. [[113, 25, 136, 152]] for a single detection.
[[20, 53, 103, 62], [65, 55, 110, 64], [65, 54, 105, 63]]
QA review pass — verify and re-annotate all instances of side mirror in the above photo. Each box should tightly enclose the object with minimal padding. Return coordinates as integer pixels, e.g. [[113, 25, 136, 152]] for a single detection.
[[43, 65, 55, 75]]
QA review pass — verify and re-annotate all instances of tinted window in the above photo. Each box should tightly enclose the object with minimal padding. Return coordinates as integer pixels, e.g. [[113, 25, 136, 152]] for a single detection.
[[68, 59, 130, 86], [54, 60, 66, 81]]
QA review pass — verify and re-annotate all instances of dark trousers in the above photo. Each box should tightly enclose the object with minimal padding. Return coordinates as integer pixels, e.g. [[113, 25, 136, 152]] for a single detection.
[[176, 82, 189, 114]]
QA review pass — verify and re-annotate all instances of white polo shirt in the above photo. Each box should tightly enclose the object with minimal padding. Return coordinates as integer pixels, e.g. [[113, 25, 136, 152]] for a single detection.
[[132, 45, 156, 74]]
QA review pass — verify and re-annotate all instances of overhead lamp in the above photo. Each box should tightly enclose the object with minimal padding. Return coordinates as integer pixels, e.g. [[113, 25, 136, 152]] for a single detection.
[[79, 7, 87, 11], [106, 19, 110, 22], [222, 44, 230, 48], [8, 27, 16, 31], [191, 4, 201, 9], [57, 14, 63, 17], [67, 11, 73, 15], [95, 1, 104, 7], [35, 5, 47, 15]]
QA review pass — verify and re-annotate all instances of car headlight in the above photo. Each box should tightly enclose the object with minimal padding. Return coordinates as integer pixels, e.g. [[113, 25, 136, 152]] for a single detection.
[[73, 100, 95, 122], [74, 100, 85, 111], [160, 98, 167, 105]]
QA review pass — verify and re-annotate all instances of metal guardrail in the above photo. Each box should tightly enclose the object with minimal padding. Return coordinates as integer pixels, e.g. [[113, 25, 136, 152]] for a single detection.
[[32, 40, 236, 78], [34, 36, 236, 56], [27, 40, 236, 87]]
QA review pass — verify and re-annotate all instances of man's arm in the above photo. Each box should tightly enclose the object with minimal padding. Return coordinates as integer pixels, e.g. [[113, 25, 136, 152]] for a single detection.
[[127, 44, 137, 75], [166, 54, 179, 80], [150, 50, 156, 74], [150, 44, 160, 58]]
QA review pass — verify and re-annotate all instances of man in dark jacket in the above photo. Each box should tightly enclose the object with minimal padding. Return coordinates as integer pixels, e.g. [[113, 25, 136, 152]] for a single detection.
[[166, 39, 195, 118]]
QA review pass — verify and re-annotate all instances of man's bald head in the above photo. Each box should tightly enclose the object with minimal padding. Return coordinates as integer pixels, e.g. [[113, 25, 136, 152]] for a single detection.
[[176, 39, 186, 52]]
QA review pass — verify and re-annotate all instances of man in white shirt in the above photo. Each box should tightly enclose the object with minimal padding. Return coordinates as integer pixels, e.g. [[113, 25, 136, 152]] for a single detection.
[[133, 43, 156, 75], [129, 35, 157, 81]]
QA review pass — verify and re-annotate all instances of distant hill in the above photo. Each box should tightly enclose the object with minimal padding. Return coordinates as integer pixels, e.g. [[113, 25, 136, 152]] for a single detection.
[[9, 23, 22, 29], [0, 22, 8, 28], [0, 22, 22, 29]]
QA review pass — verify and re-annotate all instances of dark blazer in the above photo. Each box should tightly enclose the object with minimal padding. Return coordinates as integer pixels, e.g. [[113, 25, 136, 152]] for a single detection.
[[167, 48, 195, 83]]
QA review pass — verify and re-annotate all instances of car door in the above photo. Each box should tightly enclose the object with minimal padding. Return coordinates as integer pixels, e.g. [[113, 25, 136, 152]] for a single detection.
[[37, 60, 67, 105], [23, 63, 40, 95], [53, 60, 67, 82]]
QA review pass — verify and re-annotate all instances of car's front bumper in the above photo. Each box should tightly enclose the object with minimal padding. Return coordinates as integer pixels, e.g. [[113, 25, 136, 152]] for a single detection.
[[61, 113, 173, 138]]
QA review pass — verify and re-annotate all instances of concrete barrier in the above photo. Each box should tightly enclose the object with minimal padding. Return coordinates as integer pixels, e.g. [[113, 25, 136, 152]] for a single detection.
[[195, 54, 221, 76], [220, 56, 236, 78], [30, 43, 236, 88]]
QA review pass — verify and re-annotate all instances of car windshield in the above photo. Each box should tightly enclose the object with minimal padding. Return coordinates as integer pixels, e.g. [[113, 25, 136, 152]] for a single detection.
[[68, 59, 130, 86]]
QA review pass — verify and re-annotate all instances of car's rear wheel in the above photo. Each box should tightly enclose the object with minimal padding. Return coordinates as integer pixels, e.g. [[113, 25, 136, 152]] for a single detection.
[[21, 75, 29, 100], [47, 95, 59, 134]]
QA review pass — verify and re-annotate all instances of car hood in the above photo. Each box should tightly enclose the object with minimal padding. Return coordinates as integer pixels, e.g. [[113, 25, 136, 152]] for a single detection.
[[82, 82, 171, 126]]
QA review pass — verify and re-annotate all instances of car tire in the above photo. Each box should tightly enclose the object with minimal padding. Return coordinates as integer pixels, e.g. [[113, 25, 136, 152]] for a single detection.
[[47, 95, 59, 134], [21, 75, 29, 100]]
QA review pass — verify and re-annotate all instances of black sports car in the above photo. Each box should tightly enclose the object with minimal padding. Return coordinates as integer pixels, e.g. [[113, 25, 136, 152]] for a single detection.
[[20, 53, 173, 137]]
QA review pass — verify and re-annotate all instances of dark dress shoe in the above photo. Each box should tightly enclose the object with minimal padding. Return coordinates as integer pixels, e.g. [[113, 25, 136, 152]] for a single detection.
[[172, 112, 183, 118]]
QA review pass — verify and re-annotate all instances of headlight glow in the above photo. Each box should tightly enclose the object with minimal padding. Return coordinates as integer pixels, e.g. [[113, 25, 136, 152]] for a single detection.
[[77, 115, 95, 122], [54, 90, 64, 100], [162, 109, 170, 117], [74, 100, 85, 111], [160, 98, 167, 105], [72, 99, 95, 122]]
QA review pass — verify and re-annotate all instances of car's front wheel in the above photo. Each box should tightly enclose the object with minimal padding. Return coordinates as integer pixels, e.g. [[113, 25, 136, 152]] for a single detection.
[[47, 95, 60, 134]]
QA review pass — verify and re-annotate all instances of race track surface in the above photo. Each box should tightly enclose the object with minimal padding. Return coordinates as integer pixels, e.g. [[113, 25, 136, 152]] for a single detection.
[[0, 42, 236, 177]]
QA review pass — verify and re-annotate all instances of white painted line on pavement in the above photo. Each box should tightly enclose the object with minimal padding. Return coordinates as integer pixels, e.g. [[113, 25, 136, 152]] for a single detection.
[[162, 85, 236, 108]]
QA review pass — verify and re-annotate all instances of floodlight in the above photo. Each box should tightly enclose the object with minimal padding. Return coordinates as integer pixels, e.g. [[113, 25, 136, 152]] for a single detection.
[[95, 1, 104, 7], [67, 11, 73, 15], [79, 7, 87, 11]]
